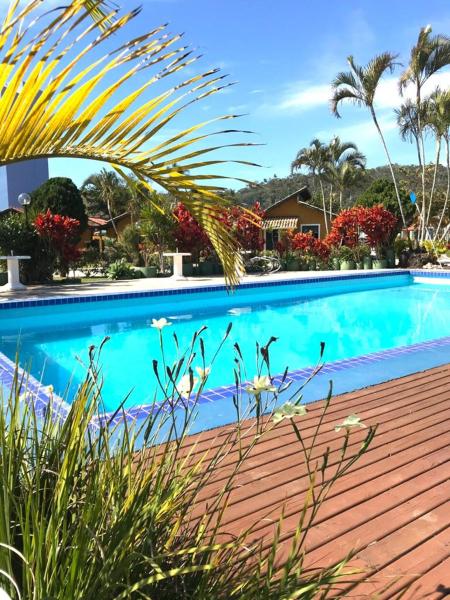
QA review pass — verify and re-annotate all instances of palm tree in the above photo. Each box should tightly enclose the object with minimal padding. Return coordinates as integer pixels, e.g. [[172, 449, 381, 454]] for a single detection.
[[325, 136, 366, 212], [395, 99, 429, 167], [399, 26, 450, 239], [325, 137, 366, 210], [330, 53, 407, 227], [291, 139, 329, 232], [82, 170, 131, 237], [428, 89, 450, 238], [0, 0, 253, 285]]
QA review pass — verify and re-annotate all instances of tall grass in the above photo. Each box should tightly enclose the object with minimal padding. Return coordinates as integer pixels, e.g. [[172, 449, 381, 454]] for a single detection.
[[0, 325, 376, 599]]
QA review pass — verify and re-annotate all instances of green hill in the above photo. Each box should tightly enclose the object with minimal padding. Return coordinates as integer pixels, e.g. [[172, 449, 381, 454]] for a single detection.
[[228, 164, 449, 215]]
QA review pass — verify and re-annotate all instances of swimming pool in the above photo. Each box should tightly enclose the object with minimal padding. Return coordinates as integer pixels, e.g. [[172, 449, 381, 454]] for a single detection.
[[1, 271, 450, 430]]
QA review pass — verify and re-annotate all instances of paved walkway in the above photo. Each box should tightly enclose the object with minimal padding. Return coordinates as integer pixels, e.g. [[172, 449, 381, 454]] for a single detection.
[[188, 364, 450, 599], [0, 268, 400, 302]]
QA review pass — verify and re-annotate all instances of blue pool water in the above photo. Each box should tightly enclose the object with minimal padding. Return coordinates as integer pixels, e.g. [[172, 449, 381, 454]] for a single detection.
[[1, 274, 450, 412]]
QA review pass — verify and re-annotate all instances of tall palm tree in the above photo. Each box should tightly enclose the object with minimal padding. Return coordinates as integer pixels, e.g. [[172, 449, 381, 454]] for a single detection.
[[395, 99, 428, 167], [291, 138, 329, 232], [325, 137, 366, 210], [428, 89, 450, 238], [330, 53, 407, 227], [399, 26, 450, 239], [423, 89, 448, 225], [0, 0, 254, 285]]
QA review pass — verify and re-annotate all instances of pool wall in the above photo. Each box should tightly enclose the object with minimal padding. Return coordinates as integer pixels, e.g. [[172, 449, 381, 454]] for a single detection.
[[1, 269, 449, 433]]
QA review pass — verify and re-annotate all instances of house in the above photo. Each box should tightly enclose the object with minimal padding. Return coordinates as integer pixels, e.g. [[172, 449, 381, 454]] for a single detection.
[[262, 187, 333, 249], [79, 212, 133, 250]]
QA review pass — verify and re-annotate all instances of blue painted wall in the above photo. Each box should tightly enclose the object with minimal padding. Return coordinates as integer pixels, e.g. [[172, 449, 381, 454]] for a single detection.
[[0, 159, 49, 210]]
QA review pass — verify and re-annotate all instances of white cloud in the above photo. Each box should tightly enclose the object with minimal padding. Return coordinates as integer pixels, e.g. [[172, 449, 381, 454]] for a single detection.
[[277, 70, 450, 113], [315, 114, 397, 145]]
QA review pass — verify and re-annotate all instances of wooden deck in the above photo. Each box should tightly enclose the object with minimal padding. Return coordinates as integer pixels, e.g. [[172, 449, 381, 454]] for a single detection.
[[190, 364, 450, 598]]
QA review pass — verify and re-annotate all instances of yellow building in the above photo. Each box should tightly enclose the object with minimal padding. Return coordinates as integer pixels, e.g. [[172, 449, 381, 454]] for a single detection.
[[262, 187, 333, 249]]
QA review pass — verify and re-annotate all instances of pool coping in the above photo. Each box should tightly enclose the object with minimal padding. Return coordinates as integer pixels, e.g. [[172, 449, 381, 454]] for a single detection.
[[1, 268, 449, 426]]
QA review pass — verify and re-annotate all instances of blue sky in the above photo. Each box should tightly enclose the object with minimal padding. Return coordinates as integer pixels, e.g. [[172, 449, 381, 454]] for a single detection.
[[43, 0, 450, 188]]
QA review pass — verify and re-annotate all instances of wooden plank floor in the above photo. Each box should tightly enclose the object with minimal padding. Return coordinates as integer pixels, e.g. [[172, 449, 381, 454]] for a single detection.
[[189, 364, 450, 599]]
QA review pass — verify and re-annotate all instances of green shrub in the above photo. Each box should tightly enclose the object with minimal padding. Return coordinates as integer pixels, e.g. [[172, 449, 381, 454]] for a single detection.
[[107, 258, 138, 280], [30, 177, 88, 231], [0, 213, 53, 282], [0, 330, 376, 599]]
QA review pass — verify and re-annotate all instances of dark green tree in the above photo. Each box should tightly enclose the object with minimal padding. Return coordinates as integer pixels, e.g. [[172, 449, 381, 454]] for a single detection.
[[31, 177, 87, 230], [357, 178, 415, 226]]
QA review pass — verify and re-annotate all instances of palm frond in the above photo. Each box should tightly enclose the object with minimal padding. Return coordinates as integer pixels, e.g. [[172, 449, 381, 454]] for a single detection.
[[330, 86, 363, 118], [0, 1, 257, 286]]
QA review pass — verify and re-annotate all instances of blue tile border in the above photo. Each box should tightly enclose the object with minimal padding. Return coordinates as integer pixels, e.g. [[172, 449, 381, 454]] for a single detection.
[[0, 269, 413, 311], [1, 268, 450, 428]]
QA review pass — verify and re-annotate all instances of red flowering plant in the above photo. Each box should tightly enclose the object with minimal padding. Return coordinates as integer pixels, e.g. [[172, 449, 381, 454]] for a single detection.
[[359, 204, 397, 258], [34, 209, 81, 276], [228, 202, 265, 253], [291, 232, 330, 267], [173, 202, 212, 262], [325, 207, 362, 249]]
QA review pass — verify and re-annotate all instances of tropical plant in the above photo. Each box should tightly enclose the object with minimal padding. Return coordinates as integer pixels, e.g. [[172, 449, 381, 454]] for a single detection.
[[0, 327, 377, 599], [291, 139, 330, 231], [0, 0, 256, 286], [31, 178, 87, 231], [107, 258, 138, 280], [331, 53, 407, 226], [399, 26, 450, 240], [81, 170, 131, 236]]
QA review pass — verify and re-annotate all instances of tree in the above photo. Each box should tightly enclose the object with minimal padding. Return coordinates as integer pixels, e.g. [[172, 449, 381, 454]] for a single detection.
[[331, 53, 407, 226], [291, 139, 329, 232], [324, 136, 366, 213], [139, 193, 176, 270], [31, 178, 87, 231], [399, 26, 450, 239], [81, 169, 131, 236], [0, 1, 251, 285], [357, 178, 414, 227]]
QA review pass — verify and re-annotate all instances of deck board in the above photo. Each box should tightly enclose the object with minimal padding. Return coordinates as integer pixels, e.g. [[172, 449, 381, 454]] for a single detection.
[[188, 364, 450, 598]]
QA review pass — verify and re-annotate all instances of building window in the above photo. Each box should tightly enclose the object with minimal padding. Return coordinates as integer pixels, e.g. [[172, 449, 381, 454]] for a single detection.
[[301, 224, 320, 238]]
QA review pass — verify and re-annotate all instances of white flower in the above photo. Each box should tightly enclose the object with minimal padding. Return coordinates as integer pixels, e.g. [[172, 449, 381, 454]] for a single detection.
[[272, 402, 307, 424], [195, 366, 211, 380], [335, 414, 366, 432], [246, 375, 276, 395], [151, 317, 172, 330], [176, 374, 198, 399]]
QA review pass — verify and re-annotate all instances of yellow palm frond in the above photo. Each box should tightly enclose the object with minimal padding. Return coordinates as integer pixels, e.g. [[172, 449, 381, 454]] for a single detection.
[[0, 1, 258, 285]]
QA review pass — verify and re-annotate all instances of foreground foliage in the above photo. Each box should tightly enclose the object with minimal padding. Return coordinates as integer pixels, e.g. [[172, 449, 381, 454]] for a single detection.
[[0, 0, 259, 285], [0, 329, 377, 599]]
